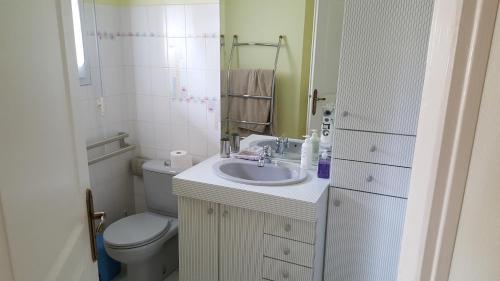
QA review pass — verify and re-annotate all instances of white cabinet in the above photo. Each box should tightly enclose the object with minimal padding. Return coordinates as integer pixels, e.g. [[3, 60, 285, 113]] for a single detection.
[[178, 197, 325, 281], [334, 0, 434, 136], [324, 189, 407, 281], [219, 205, 264, 281], [178, 197, 218, 281]]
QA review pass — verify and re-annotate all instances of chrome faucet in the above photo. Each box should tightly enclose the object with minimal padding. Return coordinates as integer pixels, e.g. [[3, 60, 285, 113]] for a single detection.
[[258, 145, 273, 167], [275, 136, 289, 155]]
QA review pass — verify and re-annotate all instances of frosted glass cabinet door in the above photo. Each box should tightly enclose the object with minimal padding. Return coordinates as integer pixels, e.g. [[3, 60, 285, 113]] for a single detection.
[[219, 205, 265, 281], [334, 0, 434, 135], [324, 188, 407, 281], [178, 197, 219, 281]]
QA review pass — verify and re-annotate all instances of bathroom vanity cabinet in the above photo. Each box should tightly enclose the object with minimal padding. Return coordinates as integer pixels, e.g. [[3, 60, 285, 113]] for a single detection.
[[324, 0, 435, 280], [172, 137, 329, 281], [177, 196, 326, 281]]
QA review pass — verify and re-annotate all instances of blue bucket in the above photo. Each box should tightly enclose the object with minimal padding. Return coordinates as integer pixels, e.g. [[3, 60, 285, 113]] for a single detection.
[[96, 233, 121, 281]]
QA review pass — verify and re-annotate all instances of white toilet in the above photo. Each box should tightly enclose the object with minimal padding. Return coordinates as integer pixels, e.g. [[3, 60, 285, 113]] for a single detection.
[[104, 160, 181, 281]]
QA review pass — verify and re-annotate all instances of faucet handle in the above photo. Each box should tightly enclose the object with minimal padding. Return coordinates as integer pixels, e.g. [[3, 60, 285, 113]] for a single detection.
[[263, 145, 272, 157]]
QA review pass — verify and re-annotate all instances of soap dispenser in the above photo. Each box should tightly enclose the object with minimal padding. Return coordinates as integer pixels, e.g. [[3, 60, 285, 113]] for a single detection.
[[310, 129, 320, 164], [300, 136, 313, 170], [317, 151, 331, 179]]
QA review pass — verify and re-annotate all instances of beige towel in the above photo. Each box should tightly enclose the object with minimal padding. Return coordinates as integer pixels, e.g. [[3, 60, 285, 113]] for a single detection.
[[228, 69, 274, 133]]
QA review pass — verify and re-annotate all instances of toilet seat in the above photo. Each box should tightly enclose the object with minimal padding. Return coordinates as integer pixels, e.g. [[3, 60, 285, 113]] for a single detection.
[[104, 212, 172, 249]]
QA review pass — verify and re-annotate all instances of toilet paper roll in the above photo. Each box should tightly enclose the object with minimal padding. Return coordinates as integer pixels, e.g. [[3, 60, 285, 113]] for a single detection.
[[170, 150, 193, 171]]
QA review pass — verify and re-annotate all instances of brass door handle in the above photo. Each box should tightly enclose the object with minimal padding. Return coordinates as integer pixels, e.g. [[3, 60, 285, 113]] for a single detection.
[[86, 189, 106, 262], [312, 89, 326, 116]]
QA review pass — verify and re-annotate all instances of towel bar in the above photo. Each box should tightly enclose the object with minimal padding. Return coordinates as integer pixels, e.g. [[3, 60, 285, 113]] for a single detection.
[[225, 34, 284, 136]]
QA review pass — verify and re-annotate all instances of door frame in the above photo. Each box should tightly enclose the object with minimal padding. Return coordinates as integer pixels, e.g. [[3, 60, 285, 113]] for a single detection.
[[306, 0, 329, 133], [399, 0, 499, 281]]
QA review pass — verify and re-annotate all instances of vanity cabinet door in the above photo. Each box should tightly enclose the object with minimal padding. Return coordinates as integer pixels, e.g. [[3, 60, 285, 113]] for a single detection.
[[178, 197, 219, 281], [324, 188, 407, 281], [333, 0, 434, 135], [219, 205, 265, 281]]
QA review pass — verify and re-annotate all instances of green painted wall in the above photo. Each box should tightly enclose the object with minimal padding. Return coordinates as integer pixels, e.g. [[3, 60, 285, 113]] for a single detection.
[[221, 0, 314, 138]]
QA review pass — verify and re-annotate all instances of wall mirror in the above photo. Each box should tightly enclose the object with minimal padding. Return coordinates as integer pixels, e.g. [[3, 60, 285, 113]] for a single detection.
[[220, 0, 345, 139]]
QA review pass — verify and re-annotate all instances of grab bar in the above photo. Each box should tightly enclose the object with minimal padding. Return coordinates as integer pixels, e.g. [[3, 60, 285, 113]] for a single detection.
[[87, 132, 136, 165], [86, 132, 129, 150], [88, 144, 136, 165]]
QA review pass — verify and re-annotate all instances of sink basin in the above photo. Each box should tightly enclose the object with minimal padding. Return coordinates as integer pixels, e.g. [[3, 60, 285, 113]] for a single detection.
[[213, 159, 308, 186], [249, 139, 303, 161]]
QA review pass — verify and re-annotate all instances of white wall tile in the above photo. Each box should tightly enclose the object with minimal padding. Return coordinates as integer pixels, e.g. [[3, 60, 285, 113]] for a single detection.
[[151, 68, 170, 96], [121, 37, 134, 66], [153, 96, 171, 124], [139, 146, 157, 159], [205, 37, 220, 70], [132, 37, 151, 66], [167, 68, 188, 97], [96, 5, 120, 32], [127, 94, 137, 121], [205, 70, 220, 98], [189, 126, 207, 157], [123, 66, 136, 93], [147, 6, 167, 36], [187, 70, 206, 97], [188, 102, 207, 129], [149, 37, 169, 67], [99, 39, 122, 67], [130, 6, 148, 33], [101, 67, 123, 96], [156, 149, 172, 160], [167, 37, 187, 69], [155, 124, 171, 150], [170, 124, 189, 151], [133, 67, 152, 94], [136, 121, 156, 147], [186, 37, 206, 69], [166, 5, 186, 37], [185, 4, 220, 37], [120, 7, 131, 33], [170, 99, 189, 127], [136, 95, 154, 122]]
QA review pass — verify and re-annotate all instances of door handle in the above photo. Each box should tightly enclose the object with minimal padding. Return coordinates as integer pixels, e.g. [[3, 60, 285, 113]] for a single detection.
[[86, 189, 106, 262], [312, 89, 326, 116]]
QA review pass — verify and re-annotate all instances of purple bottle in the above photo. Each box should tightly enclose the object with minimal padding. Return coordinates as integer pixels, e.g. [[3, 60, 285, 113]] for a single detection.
[[317, 151, 331, 179]]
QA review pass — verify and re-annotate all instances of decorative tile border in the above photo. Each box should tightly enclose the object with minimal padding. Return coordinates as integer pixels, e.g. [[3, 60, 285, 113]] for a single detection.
[[86, 30, 219, 40]]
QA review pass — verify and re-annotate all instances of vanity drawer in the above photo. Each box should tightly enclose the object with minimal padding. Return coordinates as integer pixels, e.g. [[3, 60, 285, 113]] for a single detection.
[[264, 214, 316, 244], [263, 257, 313, 281], [264, 235, 314, 267], [333, 129, 416, 167], [331, 159, 412, 198]]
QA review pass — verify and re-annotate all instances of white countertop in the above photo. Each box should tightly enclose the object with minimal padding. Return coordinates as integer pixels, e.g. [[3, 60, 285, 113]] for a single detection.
[[173, 134, 329, 221]]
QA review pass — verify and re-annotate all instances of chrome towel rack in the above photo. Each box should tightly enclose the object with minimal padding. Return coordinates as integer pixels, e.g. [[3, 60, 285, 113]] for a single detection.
[[224, 34, 284, 136], [86, 132, 136, 165]]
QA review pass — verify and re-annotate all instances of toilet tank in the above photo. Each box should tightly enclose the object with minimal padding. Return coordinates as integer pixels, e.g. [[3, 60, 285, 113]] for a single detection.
[[142, 160, 180, 217]]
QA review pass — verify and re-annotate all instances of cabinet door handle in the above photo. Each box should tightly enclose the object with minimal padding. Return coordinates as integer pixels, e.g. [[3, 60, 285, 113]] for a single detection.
[[366, 175, 374, 182], [222, 210, 229, 217], [207, 208, 214, 215], [341, 111, 349, 117], [283, 248, 290, 256], [282, 271, 290, 279], [369, 145, 377, 152]]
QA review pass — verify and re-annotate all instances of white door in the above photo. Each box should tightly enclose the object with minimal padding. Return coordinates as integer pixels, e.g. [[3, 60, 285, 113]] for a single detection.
[[0, 0, 99, 281], [306, 0, 345, 132]]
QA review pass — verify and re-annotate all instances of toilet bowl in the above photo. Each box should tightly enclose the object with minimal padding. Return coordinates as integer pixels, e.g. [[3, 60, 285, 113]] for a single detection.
[[103, 160, 182, 281]]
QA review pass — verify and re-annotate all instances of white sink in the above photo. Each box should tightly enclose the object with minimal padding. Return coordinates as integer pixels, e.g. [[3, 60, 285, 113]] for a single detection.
[[213, 159, 308, 186]]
